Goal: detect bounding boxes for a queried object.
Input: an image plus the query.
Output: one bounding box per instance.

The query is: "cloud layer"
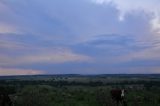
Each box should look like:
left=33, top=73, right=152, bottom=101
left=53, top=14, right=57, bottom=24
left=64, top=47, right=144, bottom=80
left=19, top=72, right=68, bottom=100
left=0, top=0, right=160, bottom=75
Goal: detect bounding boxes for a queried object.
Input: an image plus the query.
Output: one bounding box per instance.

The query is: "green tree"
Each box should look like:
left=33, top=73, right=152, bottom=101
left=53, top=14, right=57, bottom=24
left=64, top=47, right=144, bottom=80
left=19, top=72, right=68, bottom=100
left=15, top=85, right=54, bottom=106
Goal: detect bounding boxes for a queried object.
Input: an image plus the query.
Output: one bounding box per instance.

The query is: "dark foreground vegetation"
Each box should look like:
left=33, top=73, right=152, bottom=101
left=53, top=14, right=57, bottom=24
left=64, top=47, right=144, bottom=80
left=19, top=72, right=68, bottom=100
left=0, top=74, right=160, bottom=106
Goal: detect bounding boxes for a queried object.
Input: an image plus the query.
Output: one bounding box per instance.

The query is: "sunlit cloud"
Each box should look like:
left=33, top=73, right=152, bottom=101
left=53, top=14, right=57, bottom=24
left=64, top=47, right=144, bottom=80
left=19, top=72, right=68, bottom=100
left=0, top=67, right=45, bottom=76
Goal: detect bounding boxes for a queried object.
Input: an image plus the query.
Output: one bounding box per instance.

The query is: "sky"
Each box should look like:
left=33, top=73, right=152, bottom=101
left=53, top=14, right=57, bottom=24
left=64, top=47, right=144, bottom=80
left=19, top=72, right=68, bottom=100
left=0, top=0, right=160, bottom=75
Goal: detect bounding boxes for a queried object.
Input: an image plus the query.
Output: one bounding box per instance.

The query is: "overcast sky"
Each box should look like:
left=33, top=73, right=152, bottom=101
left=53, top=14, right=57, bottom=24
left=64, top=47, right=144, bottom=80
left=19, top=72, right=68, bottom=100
left=0, top=0, right=160, bottom=75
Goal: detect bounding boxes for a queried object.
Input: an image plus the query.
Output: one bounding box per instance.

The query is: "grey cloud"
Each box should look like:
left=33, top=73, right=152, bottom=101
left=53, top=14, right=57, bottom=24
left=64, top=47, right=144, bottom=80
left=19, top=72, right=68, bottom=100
left=0, top=0, right=160, bottom=74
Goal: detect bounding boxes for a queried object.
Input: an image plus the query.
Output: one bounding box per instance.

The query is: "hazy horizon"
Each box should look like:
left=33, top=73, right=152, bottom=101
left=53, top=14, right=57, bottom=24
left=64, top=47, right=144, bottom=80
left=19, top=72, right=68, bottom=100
left=1, top=0, right=160, bottom=75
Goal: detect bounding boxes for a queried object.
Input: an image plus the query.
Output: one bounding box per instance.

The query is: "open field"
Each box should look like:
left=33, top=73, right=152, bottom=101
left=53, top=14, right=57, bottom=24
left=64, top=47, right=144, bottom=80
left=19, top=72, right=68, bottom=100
left=1, top=74, right=160, bottom=106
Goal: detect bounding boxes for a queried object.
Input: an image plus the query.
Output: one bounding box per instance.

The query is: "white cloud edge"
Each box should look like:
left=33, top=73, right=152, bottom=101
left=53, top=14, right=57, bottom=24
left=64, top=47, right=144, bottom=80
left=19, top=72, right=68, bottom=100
left=92, top=0, right=160, bottom=32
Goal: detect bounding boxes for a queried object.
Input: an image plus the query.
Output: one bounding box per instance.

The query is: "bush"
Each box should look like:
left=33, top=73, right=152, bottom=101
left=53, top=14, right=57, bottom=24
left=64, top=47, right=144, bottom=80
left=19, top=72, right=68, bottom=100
left=15, top=85, right=54, bottom=106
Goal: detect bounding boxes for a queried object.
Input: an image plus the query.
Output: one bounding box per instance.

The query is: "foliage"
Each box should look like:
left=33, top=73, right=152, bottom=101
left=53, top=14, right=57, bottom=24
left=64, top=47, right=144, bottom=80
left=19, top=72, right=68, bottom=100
left=15, top=85, right=53, bottom=106
left=1, top=75, right=160, bottom=106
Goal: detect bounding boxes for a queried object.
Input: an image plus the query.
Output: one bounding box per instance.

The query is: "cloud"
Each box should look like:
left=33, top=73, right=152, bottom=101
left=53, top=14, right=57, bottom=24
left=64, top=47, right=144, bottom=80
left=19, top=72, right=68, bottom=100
left=0, top=0, right=155, bottom=41
left=0, top=36, right=32, bottom=51
left=93, top=0, right=160, bottom=12
left=106, top=66, right=160, bottom=74
left=0, top=0, right=121, bottom=42
left=0, top=41, right=26, bottom=50
left=18, top=49, right=92, bottom=64
left=0, top=0, right=160, bottom=74
left=0, top=1, right=22, bottom=34
left=117, top=46, right=160, bottom=62
left=0, top=47, right=92, bottom=67
left=0, top=23, right=21, bottom=34
left=0, top=67, right=44, bottom=76
left=92, top=0, right=160, bottom=32
left=0, top=1, right=11, bottom=13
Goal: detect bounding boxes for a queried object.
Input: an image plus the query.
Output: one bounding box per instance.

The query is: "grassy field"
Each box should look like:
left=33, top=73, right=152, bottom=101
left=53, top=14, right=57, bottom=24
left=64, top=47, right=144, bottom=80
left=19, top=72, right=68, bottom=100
left=0, top=74, right=160, bottom=106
